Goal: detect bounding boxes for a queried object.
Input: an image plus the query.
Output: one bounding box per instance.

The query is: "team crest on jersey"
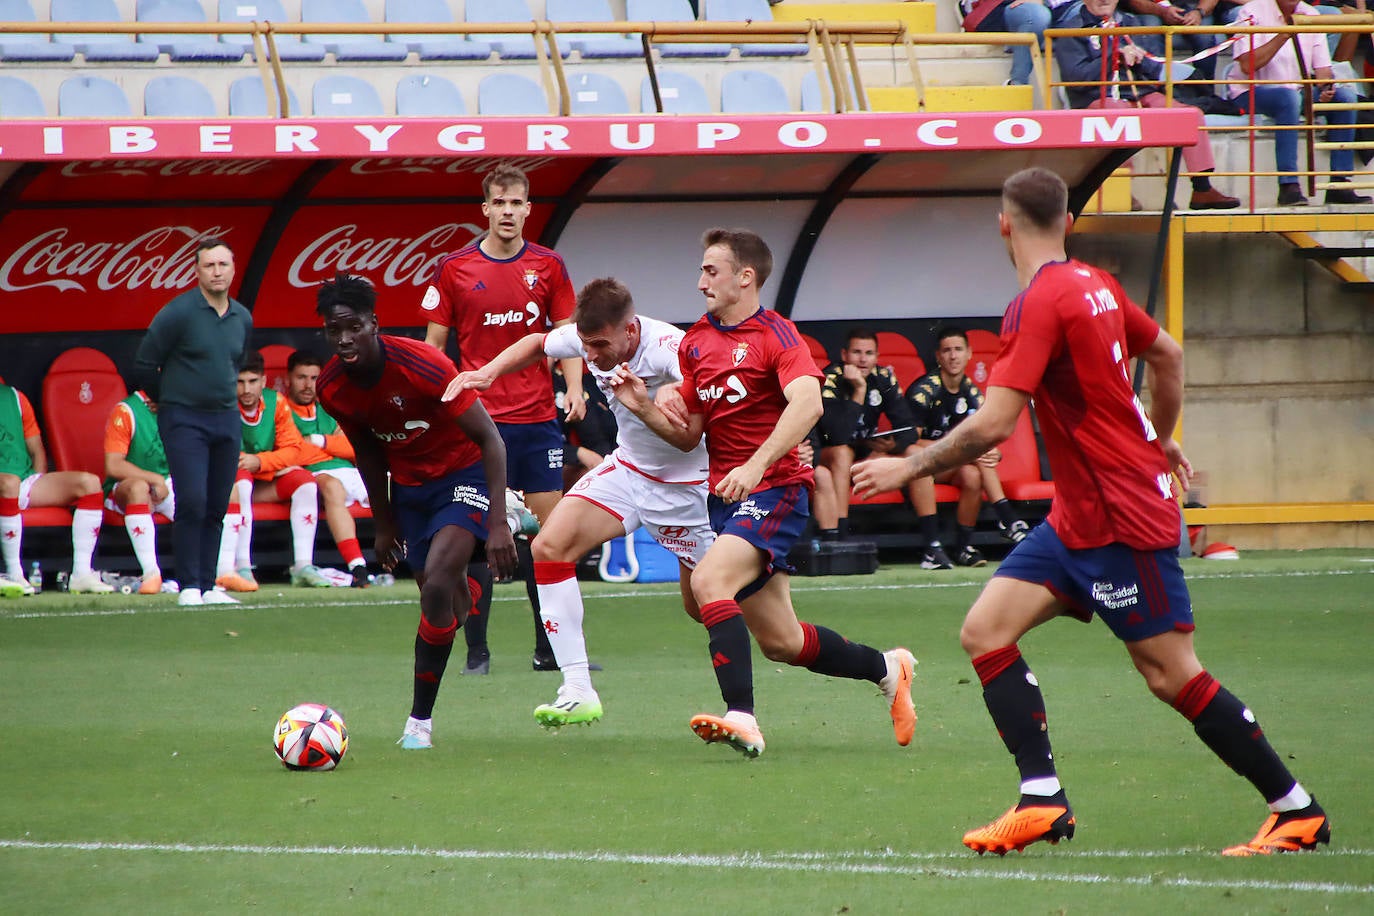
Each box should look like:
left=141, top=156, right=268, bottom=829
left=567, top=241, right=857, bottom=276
left=389, top=395, right=405, bottom=409
left=730, top=342, right=748, bottom=367
left=420, top=285, right=441, bottom=311
left=524, top=269, right=538, bottom=289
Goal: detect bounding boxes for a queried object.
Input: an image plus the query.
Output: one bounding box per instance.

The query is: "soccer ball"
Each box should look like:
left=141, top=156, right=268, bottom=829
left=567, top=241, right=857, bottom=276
left=273, top=703, right=348, bottom=771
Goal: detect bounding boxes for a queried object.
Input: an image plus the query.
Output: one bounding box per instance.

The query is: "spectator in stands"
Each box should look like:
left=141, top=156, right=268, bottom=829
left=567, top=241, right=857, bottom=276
left=1226, top=0, right=1373, bottom=205
left=0, top=381, right=113, bottom=596
left=816, top=328, right=919, bottom=544
left=229, top=350, right=333, bottom=589
left=133, top=238, right=251, bottom=607
left=283, top=350, right=372, bottom=588
left=1124, top=0, right=1222, bottom=81
left=960, top=0, right=1084, bottom=87
left=904, top=327, right=1031, bottom=569
left=1055, top=0, right=1243, bottom=209
left=422, top=161, right=579, bottom=673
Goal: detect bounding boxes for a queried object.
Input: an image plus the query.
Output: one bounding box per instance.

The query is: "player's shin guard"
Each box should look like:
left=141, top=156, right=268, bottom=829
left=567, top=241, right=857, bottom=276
left=792, top=622, right=888, bottom=681
left=462, top=561, right=493, bottom=654
left=1174, top=670, right=1300, bottom=804
left=974, top=646, right=1058, bottom=787
left=701, top=600, right=754, bottom=714
left=534, top=561, right=591, bottom=693
left=71, top=494, right=103, bottom=577
left=412, top=612, right=458, bottom=721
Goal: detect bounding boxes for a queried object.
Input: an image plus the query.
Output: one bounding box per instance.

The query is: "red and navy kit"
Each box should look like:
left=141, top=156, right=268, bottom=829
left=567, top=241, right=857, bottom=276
left=678, top=307, right=822, bottom=494
left=422, top=240, right=575, bottom=425
left=989, top=259, right=1179, bottom=551
left=316, top=335, right=481, bottom=488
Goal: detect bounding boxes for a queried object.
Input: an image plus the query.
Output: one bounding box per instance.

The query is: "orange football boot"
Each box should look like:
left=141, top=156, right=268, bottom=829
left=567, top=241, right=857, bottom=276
left=1222, top=805, right=1330, bottom=857
left=962, top=801, right=1076, bottom=855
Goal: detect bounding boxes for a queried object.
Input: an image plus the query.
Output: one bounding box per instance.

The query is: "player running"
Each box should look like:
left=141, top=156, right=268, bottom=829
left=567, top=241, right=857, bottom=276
left=445, top=277, right=714, bottom=729
left=616, top=228, right=916, bottom=757
left=854, top=167, right=1330, bottom=857
left=315, top=272, right=518, bottom=751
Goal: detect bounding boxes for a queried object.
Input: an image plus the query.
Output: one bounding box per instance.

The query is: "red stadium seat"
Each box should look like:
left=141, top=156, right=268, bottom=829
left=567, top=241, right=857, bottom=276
left=259, top=344, right=294, bottom=395
left=965, top=328, right=1001, bottom=389
left=799, top=332, right=830, bottom=372
left=40, top=347, right=127, bottom=477
left=874, top=331, right=926, bottom=390
left=998, top=407, right=1056, bottom=501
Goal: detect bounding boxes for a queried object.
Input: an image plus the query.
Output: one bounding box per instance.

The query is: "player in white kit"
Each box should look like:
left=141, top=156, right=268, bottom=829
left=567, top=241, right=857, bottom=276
left=445, top=277, right=714, bottom=727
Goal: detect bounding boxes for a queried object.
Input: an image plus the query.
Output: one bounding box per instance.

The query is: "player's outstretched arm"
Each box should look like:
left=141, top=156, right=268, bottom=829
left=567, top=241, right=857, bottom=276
left=455, top=400, right=518, bottom=581
left=441, top=332, right=546, bottom=402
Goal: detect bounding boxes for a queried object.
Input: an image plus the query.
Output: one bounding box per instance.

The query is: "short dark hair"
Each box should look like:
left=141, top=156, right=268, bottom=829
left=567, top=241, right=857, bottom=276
left=574, top=277, right=635, bottom=335
left=934, top=325, right=969, bottom=348
left=483, top=161, right=530, bottom=200
left=239, top=349, right=264, bottom=375
left=287, top=349, right=325, bottom=373
left=844, top=327, right=878, bottom=349
left=315, top=271, right=377, bottom=318
left=196, top=237, right=232, bottom=258
left=1003, top=167, right=1068, bottom=231
left=702, top=227, right=773, bottom=290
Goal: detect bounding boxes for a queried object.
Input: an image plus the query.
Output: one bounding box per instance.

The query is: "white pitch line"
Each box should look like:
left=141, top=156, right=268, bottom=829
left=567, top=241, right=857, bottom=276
left=1, top=566, right=1368, bottom=622
left=0, top=839, right=1369, bottom=895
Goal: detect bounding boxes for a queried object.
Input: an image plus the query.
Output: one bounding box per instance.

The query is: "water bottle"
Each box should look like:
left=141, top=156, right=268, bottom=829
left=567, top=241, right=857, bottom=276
left=374, top=573, right=396, bottom=587
left=28, top=561, right=42, bottom=594
left=55, top=571, right=68, bottom=592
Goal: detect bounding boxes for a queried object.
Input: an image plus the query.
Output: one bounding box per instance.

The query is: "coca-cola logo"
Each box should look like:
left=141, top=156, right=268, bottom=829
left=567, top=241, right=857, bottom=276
left=59, top=159, right=275, bottom=178
left=286, top=222, right=481, bottom=288
left=346, top=155, right=555, bottom=176
left=0, top=225, right=232, bottom=293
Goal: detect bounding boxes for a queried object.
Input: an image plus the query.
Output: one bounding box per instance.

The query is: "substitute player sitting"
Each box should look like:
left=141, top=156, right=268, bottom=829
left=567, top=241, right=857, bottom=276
left=316, top=272, right=517, bottom=751
left=446, top=277, right=714, bottom=728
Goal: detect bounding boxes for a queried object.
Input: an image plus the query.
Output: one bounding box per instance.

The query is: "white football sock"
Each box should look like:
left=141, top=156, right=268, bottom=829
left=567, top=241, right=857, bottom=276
left=536, top=574, right=592, bottom=694
left=124, top=510, right=160, bottom=577
left=217, top=513, right=241, bottom=576
left=290, top=483, right=319, bottom=569
left=0, top=512, right=21, bottom=579
left=71, top=508, right=102, bottom=577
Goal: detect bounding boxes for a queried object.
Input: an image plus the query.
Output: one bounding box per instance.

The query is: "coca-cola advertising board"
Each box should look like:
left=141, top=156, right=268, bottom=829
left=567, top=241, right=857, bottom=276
left=305, top=155, right=590, bottom=200
left=0, top=209, right=271, bottom=333
left=18, top=158, right=307, bottom=203
left=248, top=204, right=554, bottom=328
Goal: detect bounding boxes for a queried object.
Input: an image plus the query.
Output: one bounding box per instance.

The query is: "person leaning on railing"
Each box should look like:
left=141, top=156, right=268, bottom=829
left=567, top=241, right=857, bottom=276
left=1124, top=0, right=1223, bottom=78
left=1224, top=0, right=1373, bottom=204
left=961, top=0, right=1086, bottom=86
left=1054, top=0, right=1242, bottom=207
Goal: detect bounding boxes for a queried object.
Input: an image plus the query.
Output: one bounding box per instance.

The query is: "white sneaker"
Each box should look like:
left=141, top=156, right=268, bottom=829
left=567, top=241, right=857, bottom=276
left=534, top=685, right=604, bottom=728
left=505, top=488, right=540, bottom=537
left=201, top=587, right=240, bottom=605
left=397, top=716, right=432, bottom=749
left=880, top=648, right=918, bottom=747
left=178, top=587, right=204, bottom=606
left=0, top=575, right=35, bottom=598
left=68, top=571, right=115, bottom=594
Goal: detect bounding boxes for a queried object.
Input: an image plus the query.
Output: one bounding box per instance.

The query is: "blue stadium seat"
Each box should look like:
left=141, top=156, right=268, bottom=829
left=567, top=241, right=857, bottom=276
left=626, top=0, right=730, bottom=57
left=52, top=0, right=161, bottom=61
left=547, top=0, right=642, bottom=58
left=0, top=0, right=77, bottom=62
left=466, top=0, right=568, bottom=59
left=144, top=74, right=217, bottom=116
left=313, top=74, right=386, bottom=117
left=302, top=0, right=409, bottom=61
left=478, top=72, right=549, bottom=115
left=59, top=75, right=133, bottom=117
left=641, top=70, right=711, bottom=113
left=568, top=72, right=631, bottom=114
left=720, top=69, right=791, bottom=113
left=396, top=73, right=466, bottom=116
left=216, top=0, right=327, bottom=61
left=136, top=0, right=245, bottom=61
left=228, top=75, right=302, bottom=117
left=0, top=75, right=47, bottom=117
left=703, top=0, right=808, bottom=57
left=384, top=0, right=492, bottom=60
left=800, top=69, right=857, bottom=112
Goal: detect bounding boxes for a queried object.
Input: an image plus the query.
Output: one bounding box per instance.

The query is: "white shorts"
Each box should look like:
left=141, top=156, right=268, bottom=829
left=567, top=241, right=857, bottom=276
left=105, top=477, right=177, bottom=520
left=16, top=474, right=41, bottom=510
left=567, top=454, right=714, bottom=568
left=315, top=466, right=370, bottom=508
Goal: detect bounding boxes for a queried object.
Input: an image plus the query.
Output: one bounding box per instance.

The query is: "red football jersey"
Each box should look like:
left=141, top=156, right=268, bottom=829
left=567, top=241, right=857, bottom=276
left=421, top=240, right=575, bottom=425
left=679, top=308, right=821, bottom=493
left=988, top=259, right=1179, bottom=550
left=317, top=335, right=482, bottom=487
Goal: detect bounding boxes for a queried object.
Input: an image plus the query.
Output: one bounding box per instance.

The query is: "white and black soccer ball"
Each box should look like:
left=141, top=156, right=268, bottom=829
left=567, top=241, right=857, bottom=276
left=273, top=703, right=348, bottom=771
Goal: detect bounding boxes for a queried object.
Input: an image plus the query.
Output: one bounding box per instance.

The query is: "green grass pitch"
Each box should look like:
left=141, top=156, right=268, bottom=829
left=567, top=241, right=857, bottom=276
left=1, top=551, right=1371, bottom=913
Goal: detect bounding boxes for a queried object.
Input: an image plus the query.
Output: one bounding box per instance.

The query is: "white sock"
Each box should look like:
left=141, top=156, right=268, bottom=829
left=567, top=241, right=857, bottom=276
left=217, top=513, right=241, bottom=576
left=234, top=480, right=254, bottom=569
left=125, top=510, right=160, bottom=577
left=290, top=483, right=319, bottom=569
left=536, top=574, right=592, bottom=694
left=1020, top=776, right=1063, bottom=798
left=1269, top=782, right=1312, bottom=813
left=0, top=512, right=21, bottom=580
left=71, top=508, right=102, bottom=577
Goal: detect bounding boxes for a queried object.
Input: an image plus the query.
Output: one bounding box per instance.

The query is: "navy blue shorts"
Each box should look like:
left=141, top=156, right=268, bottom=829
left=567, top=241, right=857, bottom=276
left=391, top=464, right=489, bottom=575
left=995, top=522, right=1195, bottom=642
left=708, top=484, right=808, bottom=599
left=498, top=420, right=564, bottom=494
